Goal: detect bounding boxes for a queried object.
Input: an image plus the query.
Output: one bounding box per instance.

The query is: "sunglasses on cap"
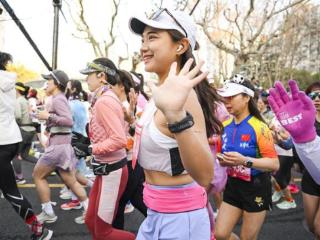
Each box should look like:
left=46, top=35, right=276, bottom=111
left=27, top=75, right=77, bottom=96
left=308, top=92, right=320, bottom=100
left=148, top=8, right=188, bottom=37
left=85, top=62, right=116, bottom=76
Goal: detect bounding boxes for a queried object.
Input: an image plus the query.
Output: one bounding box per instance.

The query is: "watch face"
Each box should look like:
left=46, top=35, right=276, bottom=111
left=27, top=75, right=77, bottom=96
left=246, top=160, right=253, bottom=168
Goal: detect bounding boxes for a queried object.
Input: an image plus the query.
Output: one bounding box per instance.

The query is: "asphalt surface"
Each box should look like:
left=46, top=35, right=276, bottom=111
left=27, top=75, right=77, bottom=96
left=0, top=160, right=314, bottom=240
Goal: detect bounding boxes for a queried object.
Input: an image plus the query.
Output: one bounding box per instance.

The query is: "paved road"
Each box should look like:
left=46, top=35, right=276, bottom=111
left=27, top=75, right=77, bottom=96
left=0, top=161, right=314, bottom=240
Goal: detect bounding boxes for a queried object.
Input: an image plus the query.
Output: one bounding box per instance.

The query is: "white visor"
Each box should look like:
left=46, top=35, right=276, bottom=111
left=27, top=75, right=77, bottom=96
left=218, top=82, right=255, bottom=98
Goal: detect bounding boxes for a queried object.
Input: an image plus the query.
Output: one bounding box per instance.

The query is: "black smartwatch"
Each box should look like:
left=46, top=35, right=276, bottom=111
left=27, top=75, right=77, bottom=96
left=168, top=111, right=194, bottom=133
left=244, top=158, right=253, bottom=168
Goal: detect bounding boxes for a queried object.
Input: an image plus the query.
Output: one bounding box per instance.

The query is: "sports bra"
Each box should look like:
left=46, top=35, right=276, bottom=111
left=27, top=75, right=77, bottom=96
left=138, top=101, right=186, bottom=176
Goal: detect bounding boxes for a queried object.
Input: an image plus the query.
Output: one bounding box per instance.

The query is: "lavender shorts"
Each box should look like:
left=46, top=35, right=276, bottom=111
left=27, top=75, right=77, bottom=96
left=137, top=207, right=210, bottom=240
left=37, top=144, right=77, bottom=171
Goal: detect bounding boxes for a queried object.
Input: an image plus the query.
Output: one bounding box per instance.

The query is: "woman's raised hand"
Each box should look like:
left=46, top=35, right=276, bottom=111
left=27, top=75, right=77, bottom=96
left=268, top=80, right=316, bottom=143
left=150, top=59, right=208, bottom=123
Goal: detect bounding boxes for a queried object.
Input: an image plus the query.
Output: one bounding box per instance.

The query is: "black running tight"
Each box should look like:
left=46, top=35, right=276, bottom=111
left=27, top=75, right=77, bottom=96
left=0, top=143, right=35, bottom=221
left=113, top=161, right=147, bottom=229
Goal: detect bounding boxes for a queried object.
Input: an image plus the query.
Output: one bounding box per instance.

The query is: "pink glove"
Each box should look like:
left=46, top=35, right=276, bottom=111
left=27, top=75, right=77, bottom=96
left=268, top=80, right=316, bottom=143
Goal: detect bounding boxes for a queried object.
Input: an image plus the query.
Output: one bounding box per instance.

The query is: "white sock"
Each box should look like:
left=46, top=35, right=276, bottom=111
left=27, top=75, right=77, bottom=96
left=71, top=192, right=78, bottom=201
left=86, top=179, right=94, bottom=188
left=42, top=202, right=54, bottom=215
left=81, top=199, right=89, bottom=211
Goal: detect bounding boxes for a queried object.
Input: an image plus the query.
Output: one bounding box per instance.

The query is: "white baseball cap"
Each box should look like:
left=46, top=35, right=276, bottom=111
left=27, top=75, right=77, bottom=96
left=129, top=9, right=198, bottom=50
left=218, top=74, right=255, bottom=98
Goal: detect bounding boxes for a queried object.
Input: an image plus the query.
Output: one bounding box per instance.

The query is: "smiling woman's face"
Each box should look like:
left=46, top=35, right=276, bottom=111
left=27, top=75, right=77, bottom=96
left=140, top=26, right=179, bottom=74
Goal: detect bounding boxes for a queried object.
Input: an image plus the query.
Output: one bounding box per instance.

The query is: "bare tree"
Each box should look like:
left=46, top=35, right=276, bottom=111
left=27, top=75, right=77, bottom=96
left=198, top=0, right=309, bottom=75
left=253, top=3, right=316, bottom=87
left=69, top=0, right=121, bottom=57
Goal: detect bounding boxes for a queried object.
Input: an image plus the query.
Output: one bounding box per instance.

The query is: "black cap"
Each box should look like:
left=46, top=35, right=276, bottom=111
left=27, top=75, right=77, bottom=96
left=42, top=70, right=69, bottom=88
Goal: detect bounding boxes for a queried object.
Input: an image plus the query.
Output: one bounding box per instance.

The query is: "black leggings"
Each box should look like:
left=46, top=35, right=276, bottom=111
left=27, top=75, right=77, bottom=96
left=113, top=161, right=147, bottom=229
left=12, top=129, right=38, bottom=176
left=0, top=143, right=35, bottom=221
left=274, top=155, right=294, bottom=189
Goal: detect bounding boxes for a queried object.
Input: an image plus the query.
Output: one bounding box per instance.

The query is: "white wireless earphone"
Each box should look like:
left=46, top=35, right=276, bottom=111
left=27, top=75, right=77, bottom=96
left=177, top=45, right=183, bottom=52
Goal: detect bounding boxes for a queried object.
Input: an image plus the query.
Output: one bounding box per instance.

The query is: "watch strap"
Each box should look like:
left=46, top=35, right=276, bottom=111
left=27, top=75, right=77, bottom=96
left=168, top=111, right=194, bottom=133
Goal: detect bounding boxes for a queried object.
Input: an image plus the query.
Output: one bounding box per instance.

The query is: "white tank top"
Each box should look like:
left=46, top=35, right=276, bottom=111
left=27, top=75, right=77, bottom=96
left=138, top=101, right=187, bottom=176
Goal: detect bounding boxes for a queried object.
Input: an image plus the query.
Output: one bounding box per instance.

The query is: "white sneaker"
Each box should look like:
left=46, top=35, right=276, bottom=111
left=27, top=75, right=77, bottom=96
left=124, top=202, right=135, bottom=214
left=37, top=211, right=58, bottom=224
left=276, top=200, right=297, bottom=210
left=75, top=211, right=86, bottom=224
left=59, top=190, right=72, bottom=200
left=59, top=186, right=68, bottom=195
left=272, top=191, right=282, bottom=203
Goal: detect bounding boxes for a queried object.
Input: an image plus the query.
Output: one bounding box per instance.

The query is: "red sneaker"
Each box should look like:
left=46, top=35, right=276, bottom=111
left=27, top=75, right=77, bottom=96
left=61, top=200, right=82, bottom=210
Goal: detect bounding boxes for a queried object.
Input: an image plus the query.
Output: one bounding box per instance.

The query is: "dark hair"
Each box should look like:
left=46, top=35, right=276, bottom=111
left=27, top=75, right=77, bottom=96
left=0, top=52, right=12, bottom=70
left=130, top=71, right=149, bottom=101
left=168, top=30, right=223, bottom=136
left=15, top=82, right=29, bottom=98
left=93, top=58, right=121, bottom=86
left=66, top=79, right=88, bottom=101
left=117, top=70, right=136, bottom=102
left=52, top=79, right=66, bottom=93
left=305, top=81, right=320, bottom=95
left=240, top=80, right=266, bottom=123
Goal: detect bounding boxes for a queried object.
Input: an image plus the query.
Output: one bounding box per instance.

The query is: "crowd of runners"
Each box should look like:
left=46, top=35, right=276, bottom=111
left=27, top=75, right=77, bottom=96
left=0, top=8, right=319, bottom=240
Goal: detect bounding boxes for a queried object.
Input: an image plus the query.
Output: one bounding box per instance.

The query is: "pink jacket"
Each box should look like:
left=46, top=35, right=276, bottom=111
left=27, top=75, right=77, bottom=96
left=90, top=90, right=127, bottom=163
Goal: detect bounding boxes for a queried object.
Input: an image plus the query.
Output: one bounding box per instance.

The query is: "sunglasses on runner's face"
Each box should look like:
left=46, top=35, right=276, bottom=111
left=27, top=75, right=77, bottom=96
left=308, top=92, right=320, bottom=100
left=148, top=8, right=188, bottom=37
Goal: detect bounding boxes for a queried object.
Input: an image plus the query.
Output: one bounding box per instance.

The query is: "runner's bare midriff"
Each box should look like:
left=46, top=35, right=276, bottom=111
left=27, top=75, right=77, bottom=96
left=144, top=169, right=193, bottom=186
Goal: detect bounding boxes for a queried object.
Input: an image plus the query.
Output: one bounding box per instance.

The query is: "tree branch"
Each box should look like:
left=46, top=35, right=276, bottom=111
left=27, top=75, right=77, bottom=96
left=242, top=0, right=255, bottom=27
left=249, top=0, right=307, bottom=44
left=75, top=0, right=103, bottom=56
left=104, top=0, right=121, bottom=57
left=199, top=22, right=239, bottom=56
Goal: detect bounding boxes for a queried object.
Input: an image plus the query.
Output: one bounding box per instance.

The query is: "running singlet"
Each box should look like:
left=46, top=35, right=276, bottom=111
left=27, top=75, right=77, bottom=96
left=222, top=115, right=277, bottom=181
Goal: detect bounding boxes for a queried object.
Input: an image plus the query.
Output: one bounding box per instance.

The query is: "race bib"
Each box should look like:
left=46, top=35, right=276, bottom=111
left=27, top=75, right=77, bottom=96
left=227, top=165, right=251, bottom=182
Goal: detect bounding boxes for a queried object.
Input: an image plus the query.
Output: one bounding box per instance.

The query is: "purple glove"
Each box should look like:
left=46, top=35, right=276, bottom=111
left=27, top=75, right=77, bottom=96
left=267, top=80, right=316, bottom=143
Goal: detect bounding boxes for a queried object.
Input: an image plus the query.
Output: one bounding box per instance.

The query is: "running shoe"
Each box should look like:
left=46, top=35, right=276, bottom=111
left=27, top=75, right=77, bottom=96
left=75, top=211, right=86, bottom=224
left=288, top=183, right=300, bottom=194
left=61, top=200, right=82, bottom=210
left=276, top=200, right=297, bottom=210
left=59, top=190, right=72, bottom=200
left=31, top=228, right=53, bottom=240
left=16, top=177, right=27, bottom=185
left=124, top=202, right=135, bottom=214
left=37, top=211, right=58, bottom=224
left=59, top=186, right=68, bottom=194
left=272, top=191, right=282, bottom=203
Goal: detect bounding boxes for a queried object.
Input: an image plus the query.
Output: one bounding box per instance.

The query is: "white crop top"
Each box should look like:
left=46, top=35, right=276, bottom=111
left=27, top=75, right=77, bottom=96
left=137, top=101, right=187, bottom=176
